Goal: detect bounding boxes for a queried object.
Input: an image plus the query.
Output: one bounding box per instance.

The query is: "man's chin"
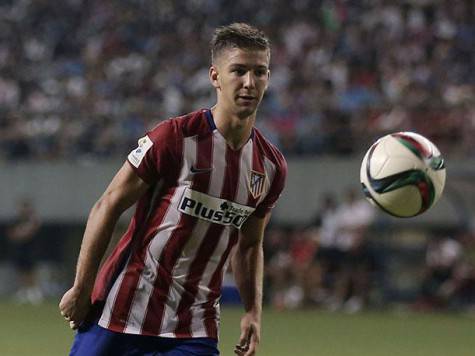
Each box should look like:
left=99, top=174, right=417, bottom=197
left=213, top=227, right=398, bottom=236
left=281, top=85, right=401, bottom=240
left=235, top=104, right=258, bottom=119
left=236, top=109, right=256, bottom=119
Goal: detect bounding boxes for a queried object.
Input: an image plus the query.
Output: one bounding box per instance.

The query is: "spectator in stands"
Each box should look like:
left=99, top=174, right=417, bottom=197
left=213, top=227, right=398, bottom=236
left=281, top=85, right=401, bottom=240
left=311, top=193, right=342, bottom=305
left=287, top=227, right=318, bottom=308
left=265, top=225, right=319, bottom=310
left=1, top=0, right=474, bottom=160
left=263, top=226, right=293, bottom=309
left=329, top=188, right=376, bottom=313
left=445, top=260, right=475, bottom=311
left=415, top=232, right=475, bottom=311
left=6, top=198, right=43, bottom=304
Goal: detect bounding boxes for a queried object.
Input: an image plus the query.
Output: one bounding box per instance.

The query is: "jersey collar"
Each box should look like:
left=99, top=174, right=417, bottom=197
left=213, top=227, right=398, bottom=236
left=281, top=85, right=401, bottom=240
left=205, top=109, right=255, bottom=140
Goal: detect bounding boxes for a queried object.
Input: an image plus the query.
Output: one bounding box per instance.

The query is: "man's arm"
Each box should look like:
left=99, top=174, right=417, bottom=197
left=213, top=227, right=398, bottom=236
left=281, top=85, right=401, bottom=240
left=232, top=212, right=271, bottom=356
left=59, top=162, right=149, bottom=329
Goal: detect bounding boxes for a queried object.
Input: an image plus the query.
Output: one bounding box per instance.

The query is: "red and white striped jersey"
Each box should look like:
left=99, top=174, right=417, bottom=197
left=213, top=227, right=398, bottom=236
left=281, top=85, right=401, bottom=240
left=91, top=109, right=287, bottom=339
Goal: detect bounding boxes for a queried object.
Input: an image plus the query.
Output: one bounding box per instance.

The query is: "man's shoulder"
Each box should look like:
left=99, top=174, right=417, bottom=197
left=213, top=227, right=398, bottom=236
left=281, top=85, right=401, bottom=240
left=253, top=127, right=287, bottom=170
left=149, top=109, right=211, bottom=138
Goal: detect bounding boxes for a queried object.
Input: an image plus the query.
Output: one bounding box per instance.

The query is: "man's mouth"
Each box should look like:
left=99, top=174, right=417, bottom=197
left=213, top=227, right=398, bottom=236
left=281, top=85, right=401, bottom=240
left=237, top=95, right=256, bottom=101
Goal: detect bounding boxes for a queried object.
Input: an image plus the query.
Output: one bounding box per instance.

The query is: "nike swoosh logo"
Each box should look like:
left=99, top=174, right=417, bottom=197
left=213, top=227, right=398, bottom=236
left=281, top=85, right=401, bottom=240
left=190, top=166, right=213, bottom=174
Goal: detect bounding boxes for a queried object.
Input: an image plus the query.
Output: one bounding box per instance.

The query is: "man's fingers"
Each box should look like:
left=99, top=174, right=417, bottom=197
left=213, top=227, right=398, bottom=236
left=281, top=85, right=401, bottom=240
left=246, top=326, right=254, bottom=343
left=238, top=330, right=247, bottom=345
left=243, top=331, right=258, bottom=356
left=60, top=309, right=82, bottom=328
left=60, top=310, right=70, bottom=320
left=235, top=343, right=249, bottom=351
left=239, top=326, right=254, bottom=345
left=234, top=344, right=249, bottom=355
left=234, top=345, right=256, bottom=356
left=242, top=326, right=254, bottom=347
left=244, top=340, right=257, bottom=356
left=235, top=326, right=255, bottom=355
left=235, top=332, right=250, bottom=355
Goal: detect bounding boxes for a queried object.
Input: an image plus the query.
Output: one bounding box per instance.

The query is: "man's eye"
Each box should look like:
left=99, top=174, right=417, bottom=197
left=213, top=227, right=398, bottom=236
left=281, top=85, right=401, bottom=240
left=233, top=68, right=246, bottom=76
left=255, top=70, right=267, bottom=77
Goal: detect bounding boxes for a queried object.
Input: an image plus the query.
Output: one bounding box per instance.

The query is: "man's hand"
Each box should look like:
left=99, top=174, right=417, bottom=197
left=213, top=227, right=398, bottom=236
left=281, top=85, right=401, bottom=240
left=59, top=286, right=91, bottom=330
left=234, top=312, right=261, bottom=356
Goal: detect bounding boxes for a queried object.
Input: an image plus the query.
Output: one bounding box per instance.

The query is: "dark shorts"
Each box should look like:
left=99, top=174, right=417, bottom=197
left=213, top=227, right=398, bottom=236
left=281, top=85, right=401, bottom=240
left=342, top=244, right=377, bottom=271
left=9, top=240, right=35, bottom=271
left=315, top=247, right=345, bottom=271
left=70, top=323, right=220, bottom=356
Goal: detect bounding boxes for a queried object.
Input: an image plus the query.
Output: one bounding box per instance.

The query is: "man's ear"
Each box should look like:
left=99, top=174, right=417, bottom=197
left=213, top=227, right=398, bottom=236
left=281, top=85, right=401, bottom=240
left=265, top=69, right=271, bottom=90
left=209, top=65, right=220, bottom=89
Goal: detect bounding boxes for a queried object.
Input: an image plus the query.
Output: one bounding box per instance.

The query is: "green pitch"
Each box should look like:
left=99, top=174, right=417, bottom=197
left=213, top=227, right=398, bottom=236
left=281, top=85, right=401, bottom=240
left=0, top=302, right=473, bottom=356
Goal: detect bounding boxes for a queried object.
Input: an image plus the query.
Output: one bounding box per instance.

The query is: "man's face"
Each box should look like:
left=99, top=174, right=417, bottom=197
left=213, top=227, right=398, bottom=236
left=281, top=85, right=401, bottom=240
left=210, top=47, right=270, bottom=119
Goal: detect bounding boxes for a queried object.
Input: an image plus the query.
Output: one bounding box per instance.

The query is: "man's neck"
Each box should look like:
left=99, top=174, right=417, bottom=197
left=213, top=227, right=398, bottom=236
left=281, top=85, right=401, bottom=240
left=211, top=106, right=255, bottom=150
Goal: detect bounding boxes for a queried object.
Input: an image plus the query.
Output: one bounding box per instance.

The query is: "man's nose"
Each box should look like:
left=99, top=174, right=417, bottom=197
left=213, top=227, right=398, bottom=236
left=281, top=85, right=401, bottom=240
left=243, top=71, right=255, bottom=89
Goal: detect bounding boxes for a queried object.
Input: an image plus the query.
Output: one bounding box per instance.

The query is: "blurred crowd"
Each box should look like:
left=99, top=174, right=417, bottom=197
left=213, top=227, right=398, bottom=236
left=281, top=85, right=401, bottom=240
left=2, top=192, right=475, bottom=313
left=1, top=0, right=475, bottom=161
left=262, top=189, right=475, bottom=313
left=264, top=188, right=379, bottom=313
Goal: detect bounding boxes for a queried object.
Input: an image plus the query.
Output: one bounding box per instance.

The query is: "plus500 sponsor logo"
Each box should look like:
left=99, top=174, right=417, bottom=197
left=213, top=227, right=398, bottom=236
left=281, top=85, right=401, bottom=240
left=178, top=188, right=254, bottom=228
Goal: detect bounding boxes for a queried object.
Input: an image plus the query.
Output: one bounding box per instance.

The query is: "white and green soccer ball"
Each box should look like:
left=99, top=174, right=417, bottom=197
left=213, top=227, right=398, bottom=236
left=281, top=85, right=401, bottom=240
left=360, top=132, right=446, bottom=218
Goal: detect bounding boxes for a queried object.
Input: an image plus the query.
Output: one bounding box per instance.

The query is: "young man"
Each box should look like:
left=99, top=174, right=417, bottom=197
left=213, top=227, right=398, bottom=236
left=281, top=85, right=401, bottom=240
left=59, top=23, right=287, bottom=356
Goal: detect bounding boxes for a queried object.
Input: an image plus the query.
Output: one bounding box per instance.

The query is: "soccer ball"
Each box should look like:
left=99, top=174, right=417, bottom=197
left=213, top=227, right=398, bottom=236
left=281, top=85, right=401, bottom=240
left=360, top=132, right=446, bottom=218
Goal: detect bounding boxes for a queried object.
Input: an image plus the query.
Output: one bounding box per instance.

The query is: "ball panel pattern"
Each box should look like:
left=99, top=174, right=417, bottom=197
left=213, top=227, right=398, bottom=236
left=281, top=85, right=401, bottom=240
left=360, top=132, right=446, bottom=218
left=365, top=143, right=435, bottom=216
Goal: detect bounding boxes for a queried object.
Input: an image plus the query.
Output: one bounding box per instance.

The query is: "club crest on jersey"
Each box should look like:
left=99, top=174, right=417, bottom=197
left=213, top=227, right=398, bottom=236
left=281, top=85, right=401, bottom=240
left=249, top=171, right=266, bottom=199
left=178, top=188, right=255, bottom=229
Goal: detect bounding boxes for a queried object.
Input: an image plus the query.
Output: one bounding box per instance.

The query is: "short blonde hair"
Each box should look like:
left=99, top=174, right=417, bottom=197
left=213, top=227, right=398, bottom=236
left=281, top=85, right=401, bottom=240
left=210, top=23, right=270, bottom=64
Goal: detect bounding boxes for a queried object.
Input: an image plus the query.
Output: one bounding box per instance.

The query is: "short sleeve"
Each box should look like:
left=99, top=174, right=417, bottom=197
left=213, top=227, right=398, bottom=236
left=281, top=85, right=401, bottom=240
left=253, top=158, right=288, bottom=218
left=127, top=119, right=179, bottom=185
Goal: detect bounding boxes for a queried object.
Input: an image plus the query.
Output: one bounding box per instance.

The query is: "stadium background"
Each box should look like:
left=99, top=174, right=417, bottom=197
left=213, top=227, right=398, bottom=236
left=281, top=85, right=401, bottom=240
left=1, top=0, right=474, bottom=355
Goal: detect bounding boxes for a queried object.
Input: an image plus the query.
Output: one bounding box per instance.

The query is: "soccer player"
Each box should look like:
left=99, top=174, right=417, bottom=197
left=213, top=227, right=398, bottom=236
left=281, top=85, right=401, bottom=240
left=59, top=22, right=287, bottom=356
